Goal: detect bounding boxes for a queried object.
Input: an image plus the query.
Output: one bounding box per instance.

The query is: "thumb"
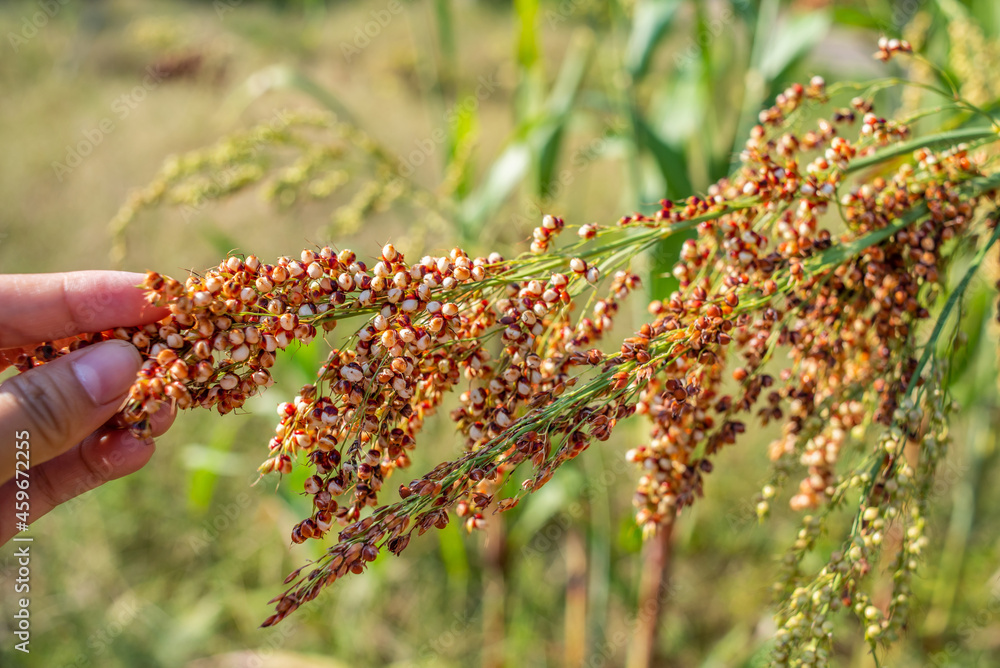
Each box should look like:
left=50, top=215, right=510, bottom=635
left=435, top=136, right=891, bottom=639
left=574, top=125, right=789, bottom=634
left=0, top=340, right=142, bottom=482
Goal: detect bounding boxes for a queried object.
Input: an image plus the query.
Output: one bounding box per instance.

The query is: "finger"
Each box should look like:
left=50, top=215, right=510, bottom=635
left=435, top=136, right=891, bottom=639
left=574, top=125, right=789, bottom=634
left=0, top=340, right=142, bottom=484
left=0, top=271, right=168, bottom=349
left=0, top=429, right=155, bottom=543
left=147, top=403, right=177, bottom=437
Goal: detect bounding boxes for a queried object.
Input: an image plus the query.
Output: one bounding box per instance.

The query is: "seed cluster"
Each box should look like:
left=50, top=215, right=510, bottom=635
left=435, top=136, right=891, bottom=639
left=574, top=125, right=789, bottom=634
left=769, top=381, right=948, bottom=667
left=16, top=52, right=1000, bottom=663
left=252, top=100, right=995, bottom=637
left=611, top=82, right=989, bottom=542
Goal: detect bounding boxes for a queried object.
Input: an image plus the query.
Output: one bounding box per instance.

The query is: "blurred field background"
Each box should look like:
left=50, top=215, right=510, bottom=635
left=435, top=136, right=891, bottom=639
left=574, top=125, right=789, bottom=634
left=1, top=0, right=1000, bottom=666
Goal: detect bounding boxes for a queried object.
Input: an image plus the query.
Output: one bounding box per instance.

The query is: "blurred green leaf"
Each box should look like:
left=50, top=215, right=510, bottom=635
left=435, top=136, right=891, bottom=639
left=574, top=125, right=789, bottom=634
left=730, top=1, right=829, bottom=172
left=935, top=0, right=970, bottom=23
left=758, top=10, right=831, bottom=83
left=437, top=521, right=471, bottom=600
left=182, top=445, right=244, bottom=477
left=633, top=114, right=692, bottom=300
left=945, top=279, right=991, bottom=395
left=433, top=0, right=457, bottom=91
left=287, top=338, right=323, bottom=382
left=514, top=0, right=541, bottom=70
left=183, top=419, right=243, bottom=511
left=633, top=115, right=691, bottom=200
left=536, top=124, right=566, bottom=198
left=649, top=236, right=686, bottom=301
left=625, top=0, right=683, bottom=81
left=970, top=0, right=1000, bottom=35
left=617, top=518, right=643, bottom=554
left=831, top=6, right=889, bottom=31
left=198, top=227, right=244, bottom=260
left=507, top=471, right=580, bottom=548
left=461, top=32, right=592, bottom=228
left=446, top=101, right=478, bottom=199
left=535, top=31, right=594, bottom=197
left=459, top=143, right=532, bottom=229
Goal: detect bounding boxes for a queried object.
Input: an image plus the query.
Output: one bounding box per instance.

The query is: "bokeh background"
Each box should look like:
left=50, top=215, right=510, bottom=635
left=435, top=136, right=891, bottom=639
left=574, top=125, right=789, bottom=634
left=1, top=0, right=1000, bottom=666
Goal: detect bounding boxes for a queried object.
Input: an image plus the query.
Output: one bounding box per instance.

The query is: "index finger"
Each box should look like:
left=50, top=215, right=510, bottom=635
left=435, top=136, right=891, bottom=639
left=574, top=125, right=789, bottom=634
left=0, top=271, right=169, bottom=349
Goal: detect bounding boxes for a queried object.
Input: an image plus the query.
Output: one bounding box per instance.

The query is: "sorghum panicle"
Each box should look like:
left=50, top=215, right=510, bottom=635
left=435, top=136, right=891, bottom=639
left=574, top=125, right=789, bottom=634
left=16, top=43, right=1000, bottom=664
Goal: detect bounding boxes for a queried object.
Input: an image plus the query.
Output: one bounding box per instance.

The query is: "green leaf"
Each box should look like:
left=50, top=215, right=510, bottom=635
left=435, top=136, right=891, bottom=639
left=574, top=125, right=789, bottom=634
left=514, top=0, right=541, bottom=70
left=537, top=125, right=566, bottom=198
left=632, top=115, right=693, bottom=301
left=934, top=0, right=971, bottom=23
left=183, top=421, right=242, bottom=511
left=446, top=100, right=479, bottom=199
left=459, top=142, right=533, bottom=229
left=905, top=215, right=1000, bottom=396
left=625, top=0, right=683, bottom=81
left=730, top=2, right=829, bottom=172
left=535, top=31, right=594, bottom=197
left=970, top=0, right=1000, bottom=35
left=617, top=518, right=643, bottom=554
left=649, top=235, right=687, bottom=301
left=945, top=281, right=991, bottom=388
left=460, top=32, right=593, bottom=227
left=198, top=228, right=243, bottom=260
left=436, top=520, right=470, bottom=595
left=649, top=75, right=704, bottom=146
left=831, top=6, right=890, bottom=31
left=758, top=10, right=831, bottom=83
left=633, top=114, right=692, bottom=199
left=286, top=338, right=323, bottom=381
left=433, top=0, right=457, bottom=88
left=507, top=471, right=581, bottom=549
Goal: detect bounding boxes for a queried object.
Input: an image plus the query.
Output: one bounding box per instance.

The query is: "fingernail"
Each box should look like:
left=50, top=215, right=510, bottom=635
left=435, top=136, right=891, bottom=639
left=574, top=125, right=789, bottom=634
left=72, top=340, right=142, bottom=406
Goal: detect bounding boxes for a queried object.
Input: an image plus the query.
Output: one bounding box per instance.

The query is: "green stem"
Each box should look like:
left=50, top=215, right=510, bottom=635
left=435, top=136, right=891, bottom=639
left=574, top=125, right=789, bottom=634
left=845, top=127, right=999, bottom=174
left=904, top=215, right=1000, bottom=397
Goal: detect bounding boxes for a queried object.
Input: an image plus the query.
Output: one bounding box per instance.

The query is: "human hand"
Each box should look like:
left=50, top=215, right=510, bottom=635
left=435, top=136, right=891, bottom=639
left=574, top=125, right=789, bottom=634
left=0, top=271, right=175, bottom=544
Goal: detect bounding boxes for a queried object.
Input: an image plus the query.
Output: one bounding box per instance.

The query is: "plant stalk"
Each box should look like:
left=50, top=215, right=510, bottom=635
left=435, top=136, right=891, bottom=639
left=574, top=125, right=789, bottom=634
left=627, top=522, right=675, bottom=668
